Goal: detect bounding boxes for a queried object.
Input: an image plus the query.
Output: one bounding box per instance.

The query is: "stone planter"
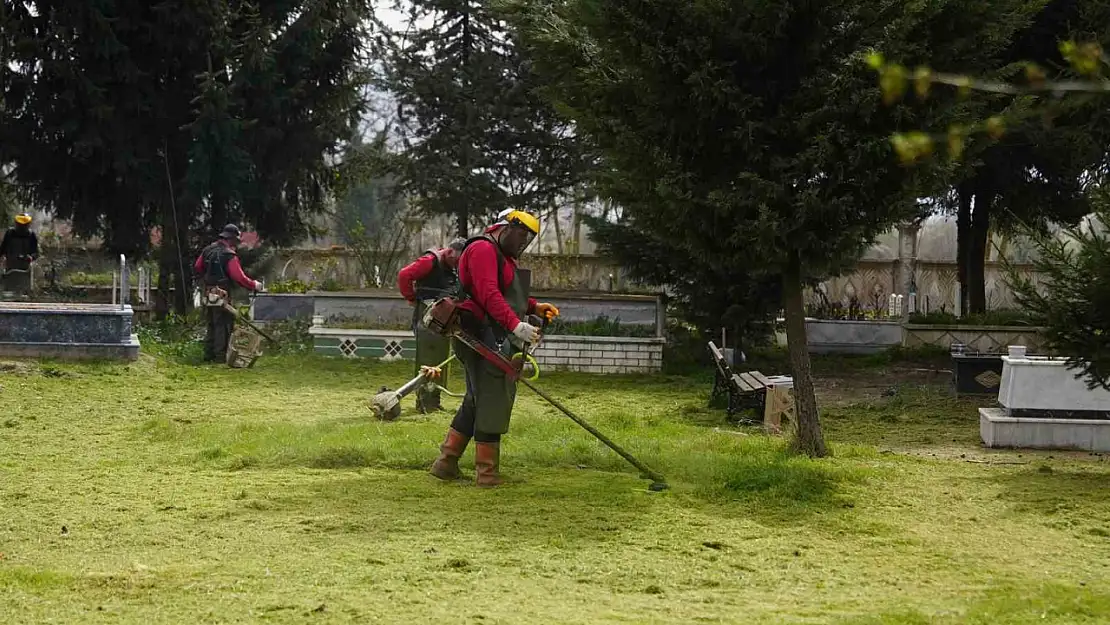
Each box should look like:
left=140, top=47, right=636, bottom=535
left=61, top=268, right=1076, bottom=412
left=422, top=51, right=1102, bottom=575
left=979, top=345, right=1110, bottom=452
left=254, top=290, right=664, bottom=335
left=803, top=319, right=902, bottom=354
left=250, top=293, right=315, bottom=322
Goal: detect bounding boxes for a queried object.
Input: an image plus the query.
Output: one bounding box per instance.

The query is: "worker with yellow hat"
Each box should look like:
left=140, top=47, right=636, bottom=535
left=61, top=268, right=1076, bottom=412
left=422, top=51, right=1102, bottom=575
left=428, top=208, right=560, bottom=487
left=0, top=213, right=38, bottom=296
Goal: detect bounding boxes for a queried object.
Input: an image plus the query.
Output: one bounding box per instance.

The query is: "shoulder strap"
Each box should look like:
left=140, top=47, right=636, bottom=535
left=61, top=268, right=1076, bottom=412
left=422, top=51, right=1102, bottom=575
left=423, top=249, right=439, bottom=272
left=462, top=235, right=506, bottom=295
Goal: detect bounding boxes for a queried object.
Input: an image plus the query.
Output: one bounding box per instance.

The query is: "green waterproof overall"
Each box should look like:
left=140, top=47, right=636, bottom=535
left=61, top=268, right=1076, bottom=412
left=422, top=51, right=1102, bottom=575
left=199, top=242, right=237, bottom=363
left=453, top=258, right=530, bottom=439
left=412, top=252, right=457, bottom=412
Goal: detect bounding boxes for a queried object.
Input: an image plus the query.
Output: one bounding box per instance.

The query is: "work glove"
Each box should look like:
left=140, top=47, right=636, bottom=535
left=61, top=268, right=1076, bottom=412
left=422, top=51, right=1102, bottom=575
left=512, top=320, right=541, bottom=345
left=253, top=280, right=266, bottom=293
left=535, top=303, right=560, bottom=322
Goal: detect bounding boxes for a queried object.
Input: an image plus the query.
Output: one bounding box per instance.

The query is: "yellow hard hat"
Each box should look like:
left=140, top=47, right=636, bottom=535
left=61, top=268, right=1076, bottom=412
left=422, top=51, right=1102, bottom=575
left=14, top=213, right=31, bottom=225
left=495, top=209, right=539, bottom=235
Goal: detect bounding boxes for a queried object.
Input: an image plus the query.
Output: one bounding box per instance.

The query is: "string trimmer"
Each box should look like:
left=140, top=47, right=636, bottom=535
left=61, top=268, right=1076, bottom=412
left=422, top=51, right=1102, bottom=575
left=222, top=302, right=279, bottom=345
left=369, top=346, right=542, bottom=421
left=369, top=355, right=458, bottom=421
left=423, top=300, right=668, bottom=492
left=202, top=285, right=280, bottom=346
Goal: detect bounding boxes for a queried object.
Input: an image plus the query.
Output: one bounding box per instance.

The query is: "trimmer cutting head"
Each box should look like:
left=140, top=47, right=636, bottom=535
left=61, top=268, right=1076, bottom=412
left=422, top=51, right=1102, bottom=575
left=369, top=387, right=402, bottom=421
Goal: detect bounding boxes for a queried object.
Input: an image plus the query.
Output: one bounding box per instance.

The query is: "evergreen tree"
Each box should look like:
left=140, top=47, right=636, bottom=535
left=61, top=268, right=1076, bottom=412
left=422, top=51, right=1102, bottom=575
left=585, top=215, right=782, bottom=349
left=1009, top=204, right=1110, bottom=390
left=945, top=0, right=1110, bottom=314
left=378, top=0, right=587, bottom=236
left=510, top=0, right=1039, bottom=456
left=0, top=1, right=371, bottom=313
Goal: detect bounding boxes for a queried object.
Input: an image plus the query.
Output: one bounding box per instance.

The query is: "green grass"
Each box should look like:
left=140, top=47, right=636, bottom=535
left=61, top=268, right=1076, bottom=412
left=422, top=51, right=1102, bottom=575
left=1, top=352, right=1109, bottom=624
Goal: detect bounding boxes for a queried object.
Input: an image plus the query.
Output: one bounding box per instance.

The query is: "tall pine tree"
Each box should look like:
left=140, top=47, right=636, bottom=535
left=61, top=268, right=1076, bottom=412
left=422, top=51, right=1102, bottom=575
left=378, top=0, right=587, bottom=236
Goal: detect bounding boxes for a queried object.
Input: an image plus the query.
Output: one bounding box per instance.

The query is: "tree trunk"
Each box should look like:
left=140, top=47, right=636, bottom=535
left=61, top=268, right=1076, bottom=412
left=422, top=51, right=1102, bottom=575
left=782, top=252, right=828, bottom=458
left=457, top=8, right=473, bottom=239
left=552, top=206, right=564, bottom=254
left=571, top=190, right=583, bottom=254
left=158, top=140, right=192, bottom=317
left=967, top=190, right=992, bottom=315
left=956, top=183, right=971, bottom=316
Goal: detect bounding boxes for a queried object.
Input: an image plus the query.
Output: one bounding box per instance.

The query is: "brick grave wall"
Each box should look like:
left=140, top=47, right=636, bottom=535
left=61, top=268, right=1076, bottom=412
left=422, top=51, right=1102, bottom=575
left=308, top=327, right=664, bottom=374
left=533, top=335, right=663, bottom=374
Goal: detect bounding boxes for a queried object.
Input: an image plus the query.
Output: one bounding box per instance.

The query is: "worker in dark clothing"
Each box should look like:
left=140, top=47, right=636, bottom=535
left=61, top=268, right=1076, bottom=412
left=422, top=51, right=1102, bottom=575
left=193, top=224, right=264, bottom=363
left=0, top=213, right=38, bottom=297
left=429, top=209, right=560, bottom=487
left=397, top=238, right=466, bottom=413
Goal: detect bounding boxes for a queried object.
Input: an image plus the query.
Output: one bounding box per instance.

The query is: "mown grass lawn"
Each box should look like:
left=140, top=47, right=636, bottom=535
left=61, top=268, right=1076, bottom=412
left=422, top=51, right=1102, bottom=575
left=1, top=349, right=1109, bottom=624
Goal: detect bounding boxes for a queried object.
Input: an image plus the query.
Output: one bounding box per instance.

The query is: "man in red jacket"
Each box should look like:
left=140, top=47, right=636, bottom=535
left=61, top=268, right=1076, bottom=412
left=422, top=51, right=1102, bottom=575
left=194, top=224, right=265, bottom=363
left=397, top=238, right=466, bottom=412
left=429, top=209, right=559, bottom=487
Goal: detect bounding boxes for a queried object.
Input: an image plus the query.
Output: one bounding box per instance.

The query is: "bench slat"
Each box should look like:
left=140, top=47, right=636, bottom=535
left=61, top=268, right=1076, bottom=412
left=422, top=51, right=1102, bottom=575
left=731, top=373, right=755, bottom=392
left=737, top=372, right=768, bottom=391
left=747, top=370, right=774, bottom=388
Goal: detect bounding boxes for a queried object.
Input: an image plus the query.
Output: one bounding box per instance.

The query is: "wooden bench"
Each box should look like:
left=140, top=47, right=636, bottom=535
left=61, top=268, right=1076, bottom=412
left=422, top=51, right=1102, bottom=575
left=707, top=341, right=794, bottom=431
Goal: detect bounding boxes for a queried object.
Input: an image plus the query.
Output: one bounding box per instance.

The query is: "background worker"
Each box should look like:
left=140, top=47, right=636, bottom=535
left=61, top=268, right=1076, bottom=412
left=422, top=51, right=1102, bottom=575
left=397, top=238, right=466, bottom=412
left=429, top=209, right=559, bottom=487
left=194, top=224, right=264, bottom=363
left=0, top=212, right=38, bottom=296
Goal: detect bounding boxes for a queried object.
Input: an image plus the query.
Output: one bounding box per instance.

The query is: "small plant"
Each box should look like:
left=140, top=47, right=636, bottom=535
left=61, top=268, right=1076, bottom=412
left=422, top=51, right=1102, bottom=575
left=907, top=309, right=1036, bottom=327
left=267, top=279, right=310, bottom=294
left=318, top=277, right=346, bottom=292
left=544, top=315, right=655, bottom=338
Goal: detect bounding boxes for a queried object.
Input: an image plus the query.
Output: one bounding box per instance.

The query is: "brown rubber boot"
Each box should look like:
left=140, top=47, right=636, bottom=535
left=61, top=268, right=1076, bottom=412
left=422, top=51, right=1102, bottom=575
left=430, top=428, right=470, bottom=481
left=474, top=442, right=503, bottom=488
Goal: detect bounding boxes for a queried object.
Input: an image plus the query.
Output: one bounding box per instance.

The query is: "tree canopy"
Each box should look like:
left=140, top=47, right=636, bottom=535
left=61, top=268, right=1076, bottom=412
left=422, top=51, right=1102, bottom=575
left=872, top=0, right=1110, bottom=314
left=376, top=0, right=588, bottom=236
left=0, top=1, right=372, bottom=312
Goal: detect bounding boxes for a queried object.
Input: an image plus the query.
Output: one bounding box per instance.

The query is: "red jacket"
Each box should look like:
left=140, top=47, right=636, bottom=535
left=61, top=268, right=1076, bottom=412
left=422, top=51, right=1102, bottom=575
left=458, top=231, right=536, bottom=331
left=193, top=241, right=258, bottom=290
left=397, top=252, right=437, bottom=302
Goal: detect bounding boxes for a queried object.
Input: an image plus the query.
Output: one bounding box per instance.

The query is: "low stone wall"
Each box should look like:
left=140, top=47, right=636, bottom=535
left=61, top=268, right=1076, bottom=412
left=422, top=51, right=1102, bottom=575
left=255, top=290, right=664, bottom=335
left=534, top=335, right=664, bottom=374
left=804, top=319, right=902, bottom=354
left=310, top=328, right=415, bottom=361
left=903, top=324, right=1048, bottom=354
left=307, top=326, right=663, bottom=373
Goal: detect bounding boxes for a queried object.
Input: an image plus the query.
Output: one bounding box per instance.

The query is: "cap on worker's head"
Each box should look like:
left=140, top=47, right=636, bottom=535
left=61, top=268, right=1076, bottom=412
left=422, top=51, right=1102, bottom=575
left=219, top=224, right=242, bottom=240
left=14, top=213, right=31, bottom=226
left=494, top=209, right=540, bottom=235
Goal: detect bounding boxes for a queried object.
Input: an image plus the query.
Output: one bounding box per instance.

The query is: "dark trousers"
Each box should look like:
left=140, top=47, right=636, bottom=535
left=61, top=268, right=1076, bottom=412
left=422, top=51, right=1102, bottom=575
left=204, top=305, right=235, bottom=362
left=449, top=323, right=515, bottom=444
